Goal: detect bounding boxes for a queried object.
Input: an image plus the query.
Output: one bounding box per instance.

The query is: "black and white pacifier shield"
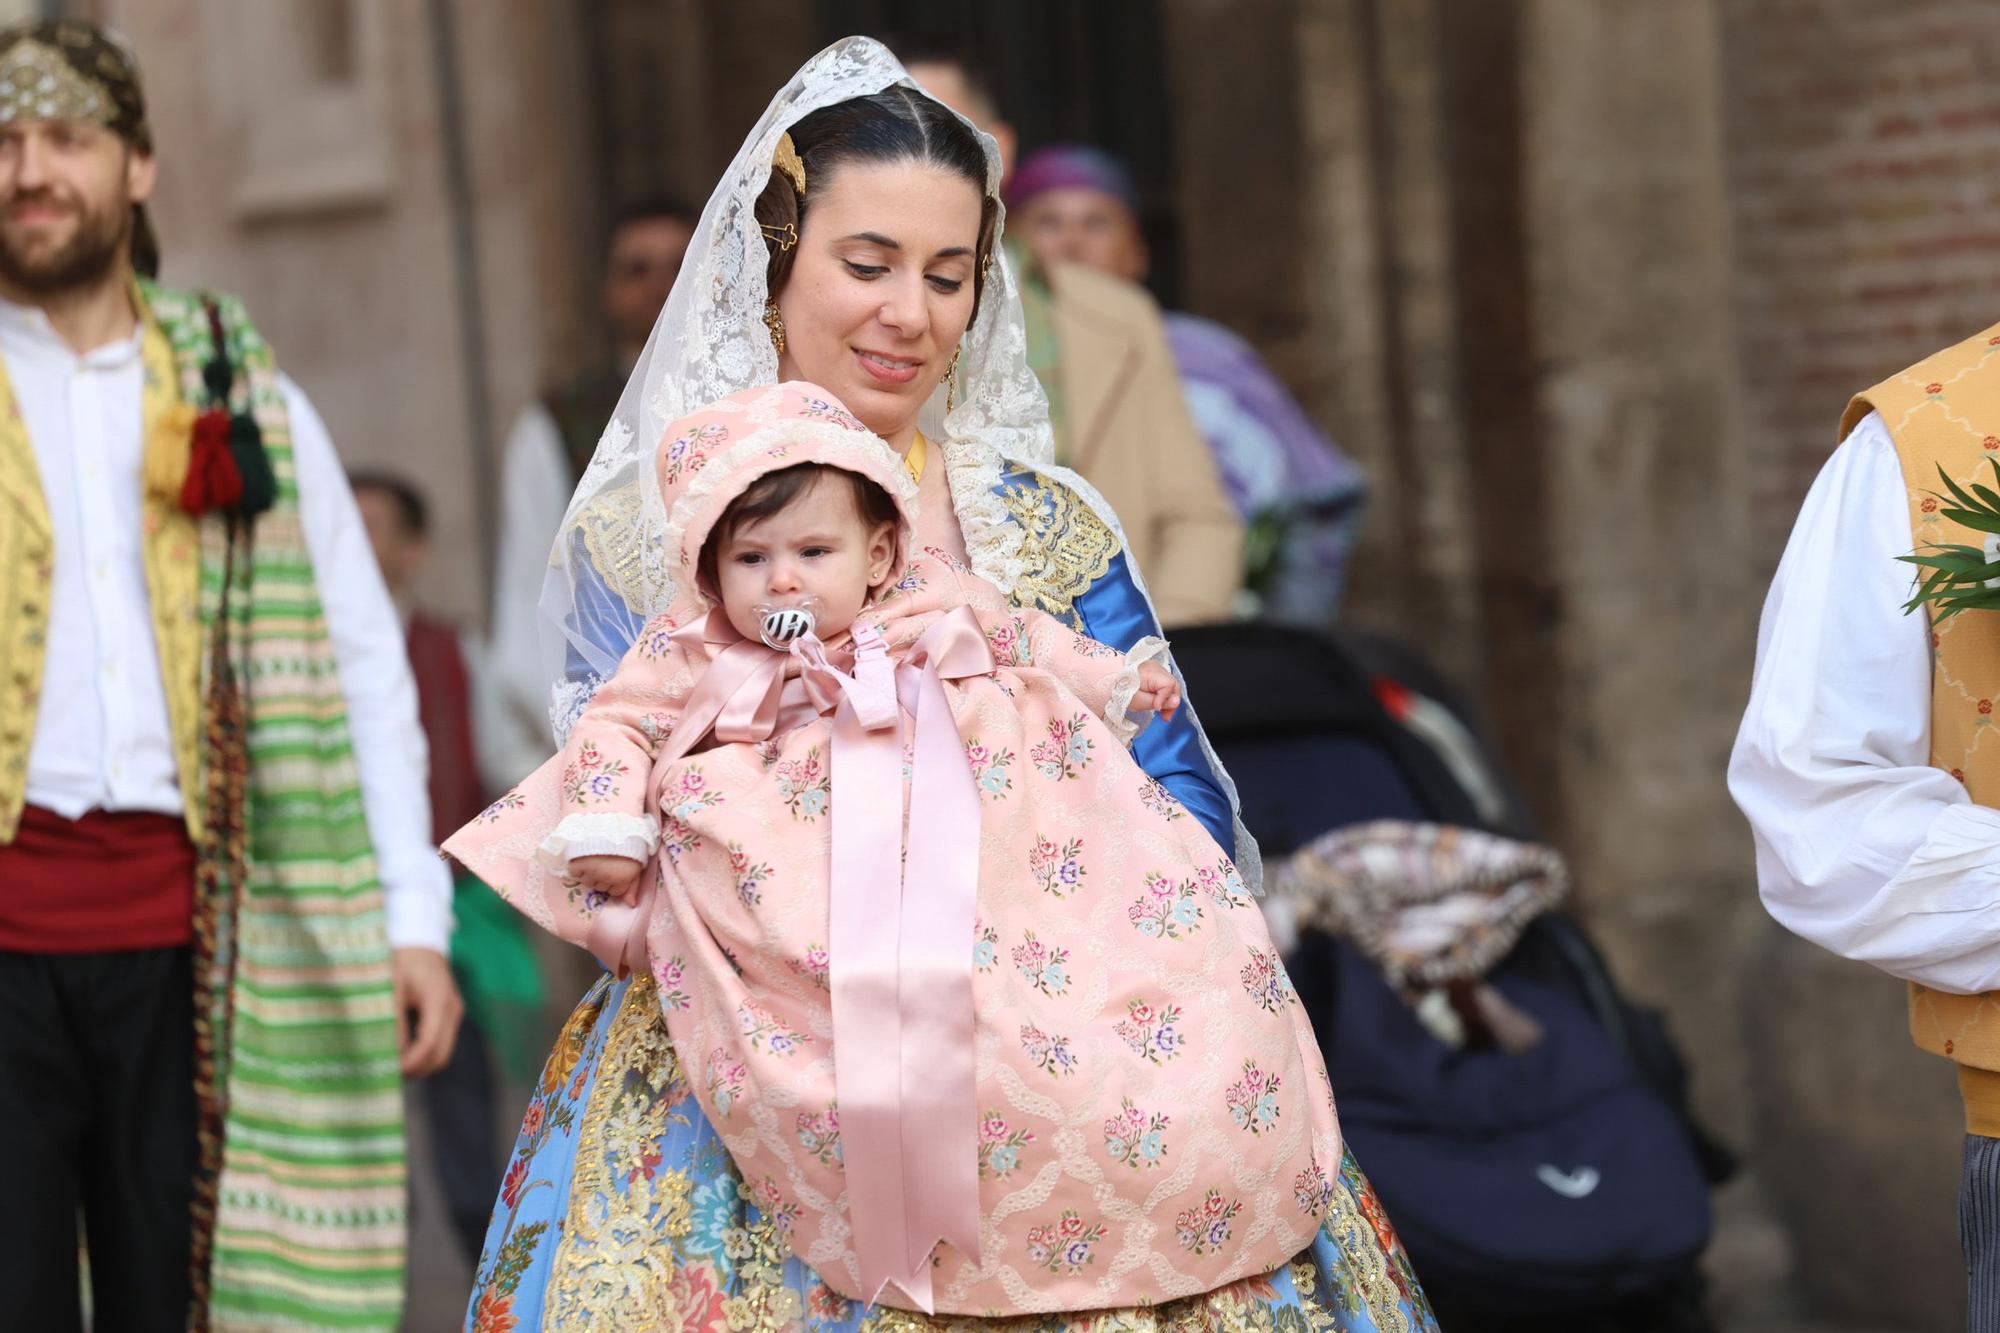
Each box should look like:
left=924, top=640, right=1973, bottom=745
left=758, top=602, right=819, bottom=649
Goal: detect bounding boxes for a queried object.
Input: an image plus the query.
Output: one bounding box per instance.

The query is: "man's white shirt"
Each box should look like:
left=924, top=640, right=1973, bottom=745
left=474, top=402, right=573, bottom=789
left=2, top=297, right=453, bottom=954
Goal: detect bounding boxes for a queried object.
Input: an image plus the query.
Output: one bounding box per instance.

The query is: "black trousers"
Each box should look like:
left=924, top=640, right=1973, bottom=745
left=0, top=946, right=196, bottom=1332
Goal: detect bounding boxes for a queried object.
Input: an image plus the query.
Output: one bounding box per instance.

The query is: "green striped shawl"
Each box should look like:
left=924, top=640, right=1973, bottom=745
left=146, top=281, right=407, bottom=1331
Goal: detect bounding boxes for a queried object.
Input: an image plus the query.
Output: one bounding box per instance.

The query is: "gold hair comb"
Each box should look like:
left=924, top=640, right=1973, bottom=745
left=773, top=133, right=807, bottom=196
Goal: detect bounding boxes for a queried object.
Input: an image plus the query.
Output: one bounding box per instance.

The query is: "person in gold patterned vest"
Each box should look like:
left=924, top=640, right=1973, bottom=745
left=1733, top=321, right=2000, bottom=1327
left=0, top=19, right=460, bottom=1331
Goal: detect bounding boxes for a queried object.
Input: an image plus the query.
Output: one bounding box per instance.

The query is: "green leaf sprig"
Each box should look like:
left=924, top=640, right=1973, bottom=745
left=1900, top=460, right=2000, bottom=621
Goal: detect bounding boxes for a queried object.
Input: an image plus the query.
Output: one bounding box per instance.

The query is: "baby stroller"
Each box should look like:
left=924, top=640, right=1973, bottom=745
left=1171, top=621, right=1729, bottom=1333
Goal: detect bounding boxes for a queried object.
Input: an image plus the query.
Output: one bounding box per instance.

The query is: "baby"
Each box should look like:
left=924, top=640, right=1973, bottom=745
left=564, top=455, right=1179, bottom=905
left=447, top=382, right=1341, bottom=1314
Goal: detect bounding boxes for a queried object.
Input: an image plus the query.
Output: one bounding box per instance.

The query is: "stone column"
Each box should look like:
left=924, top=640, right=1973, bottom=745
left=1514, top=0, right=1757, bottom=1140
left=107, top=0, right=585, bottom=625
left=1293, top=0, right=1484, bottom=678
left=1517, top=4, right=1966, bottom=1325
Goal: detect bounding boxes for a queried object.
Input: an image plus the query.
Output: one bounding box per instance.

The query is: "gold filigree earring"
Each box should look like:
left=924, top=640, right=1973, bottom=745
left=764, top=299, right=787, bottom=359
left=945, top=345, right=964, bottom=413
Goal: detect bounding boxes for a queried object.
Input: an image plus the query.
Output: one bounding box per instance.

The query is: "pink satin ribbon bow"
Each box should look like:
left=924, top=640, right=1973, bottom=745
left=590, top=606, right=992, bottom=1311
left=583, top=609, right=832, bottom=976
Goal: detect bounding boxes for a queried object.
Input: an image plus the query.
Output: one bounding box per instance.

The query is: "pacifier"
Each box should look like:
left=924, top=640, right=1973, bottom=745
left=756, top=596, right=822, bottom=649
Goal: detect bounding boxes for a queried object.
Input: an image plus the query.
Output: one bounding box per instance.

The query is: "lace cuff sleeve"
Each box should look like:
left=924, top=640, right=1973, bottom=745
left=536, top=812, right=661, bottom=871
left=1102, top=635, right=1173, bottom=746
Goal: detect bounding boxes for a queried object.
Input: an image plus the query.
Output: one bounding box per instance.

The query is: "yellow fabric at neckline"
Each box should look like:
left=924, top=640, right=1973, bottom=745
left=904, top=430, right=928, bottom=485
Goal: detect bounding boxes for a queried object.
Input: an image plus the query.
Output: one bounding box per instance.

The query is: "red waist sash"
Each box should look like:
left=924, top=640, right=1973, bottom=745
left=0, top=805, right=196, bottom=952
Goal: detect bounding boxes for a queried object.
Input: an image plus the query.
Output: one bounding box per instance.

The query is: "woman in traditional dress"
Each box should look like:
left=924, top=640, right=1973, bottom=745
left=465, top=38, right=1435, bottom=1332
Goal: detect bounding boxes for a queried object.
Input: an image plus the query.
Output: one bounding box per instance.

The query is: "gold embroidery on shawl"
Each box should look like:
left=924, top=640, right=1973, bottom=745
left=995, top=471, right=1119, bottom=631
left=573, top=483, right=678, bottom=625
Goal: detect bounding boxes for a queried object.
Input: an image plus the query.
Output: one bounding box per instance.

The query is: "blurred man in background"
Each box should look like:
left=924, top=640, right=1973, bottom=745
left=482, top=198, right=697, bottom=786
left=1008, top=144, right=1369, bottom=624
left=900, top=46, right=1244, bottom=626
left=352, top=471, right=545, bottom=1269
left=0, top=19, right=456, bottom=1329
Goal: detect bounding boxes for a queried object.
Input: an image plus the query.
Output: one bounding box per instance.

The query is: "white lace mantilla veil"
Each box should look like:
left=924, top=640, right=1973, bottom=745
left=538, top=35, right=1261, bottom=888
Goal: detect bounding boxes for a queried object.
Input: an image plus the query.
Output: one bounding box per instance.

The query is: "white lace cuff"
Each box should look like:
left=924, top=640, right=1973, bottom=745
left=536, top=812, right=660, bottom=872
left=1103, top=635, right=1173, bottom=746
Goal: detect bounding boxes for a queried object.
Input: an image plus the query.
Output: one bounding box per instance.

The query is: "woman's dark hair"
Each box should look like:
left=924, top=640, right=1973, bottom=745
left=698, top=463, right=901, bottom=595
left=754, top=87, right=999, bottom=317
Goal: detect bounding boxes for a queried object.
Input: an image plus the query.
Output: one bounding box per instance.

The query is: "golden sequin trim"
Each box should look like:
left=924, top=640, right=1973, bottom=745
left=995, top=471, right=1119, bottom=631
left=571, top=484, right=662, bottom=615
left=1314, top=1176, right=1424, bottom=1333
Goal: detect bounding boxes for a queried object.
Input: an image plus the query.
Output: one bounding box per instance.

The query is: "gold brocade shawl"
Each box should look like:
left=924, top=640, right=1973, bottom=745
left=0, top=295, right=202, bottom=841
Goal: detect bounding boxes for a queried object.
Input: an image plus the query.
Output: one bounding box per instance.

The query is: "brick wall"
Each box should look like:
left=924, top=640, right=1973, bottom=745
left=1723, top=0, right=2000, bottom=557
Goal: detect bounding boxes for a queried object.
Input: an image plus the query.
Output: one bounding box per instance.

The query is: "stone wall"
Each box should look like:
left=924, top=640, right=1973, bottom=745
left=97, top=0, right=590, bottom=626
left=1713, top=2, right=2000, bottom=1324
left=1293, top=2, right=1973, bottom=1326
left=1723, top=0, right=2000, bottom=550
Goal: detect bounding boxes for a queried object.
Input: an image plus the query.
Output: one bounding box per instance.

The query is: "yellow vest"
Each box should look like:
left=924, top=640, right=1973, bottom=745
left=1845, top=321, right=2000, bottom=1131
left=0, top=304, right=205, bottom=842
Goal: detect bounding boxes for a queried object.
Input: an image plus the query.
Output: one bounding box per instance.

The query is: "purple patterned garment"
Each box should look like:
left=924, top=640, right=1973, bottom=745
left=1166, top=312, right=1369, bottom=624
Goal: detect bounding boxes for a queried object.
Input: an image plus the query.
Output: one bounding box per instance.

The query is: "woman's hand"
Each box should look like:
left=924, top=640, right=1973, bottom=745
left=1130, top=662, right=1182, bottom=723
left=569, top=854, right=646, bottom=903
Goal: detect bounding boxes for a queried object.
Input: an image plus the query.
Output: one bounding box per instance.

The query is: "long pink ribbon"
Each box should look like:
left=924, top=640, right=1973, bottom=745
left=587, top=607, right=990, bottom=1310
left=812, top=611, right=989, bottom=1309
left=885, top=613, right=988, bottom=1284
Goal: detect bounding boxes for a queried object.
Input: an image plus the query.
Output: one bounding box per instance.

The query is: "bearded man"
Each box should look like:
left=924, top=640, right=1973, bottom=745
left=0, top=21, right=458, bottom=1332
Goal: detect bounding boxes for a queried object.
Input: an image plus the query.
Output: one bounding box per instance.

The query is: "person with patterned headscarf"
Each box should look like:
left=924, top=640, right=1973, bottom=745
left=0, top=19, right=458, bottom=1332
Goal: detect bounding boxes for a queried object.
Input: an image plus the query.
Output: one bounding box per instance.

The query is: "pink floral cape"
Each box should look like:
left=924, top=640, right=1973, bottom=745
left=445, top=383, right=1341, bottom=1312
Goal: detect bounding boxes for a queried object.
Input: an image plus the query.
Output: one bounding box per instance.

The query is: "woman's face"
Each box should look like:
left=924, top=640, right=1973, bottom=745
left=775, top=159, right=983, bottom=450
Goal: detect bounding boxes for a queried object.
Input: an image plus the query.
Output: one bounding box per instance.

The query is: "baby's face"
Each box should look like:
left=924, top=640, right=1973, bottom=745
left=713, top=474, right=896, bottom=646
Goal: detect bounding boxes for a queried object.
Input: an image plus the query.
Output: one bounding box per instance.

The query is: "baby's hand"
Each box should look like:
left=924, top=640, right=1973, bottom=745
left=1129, top=662, right=1182, bottom=723
left=569, top=854, right=646, bottom=903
